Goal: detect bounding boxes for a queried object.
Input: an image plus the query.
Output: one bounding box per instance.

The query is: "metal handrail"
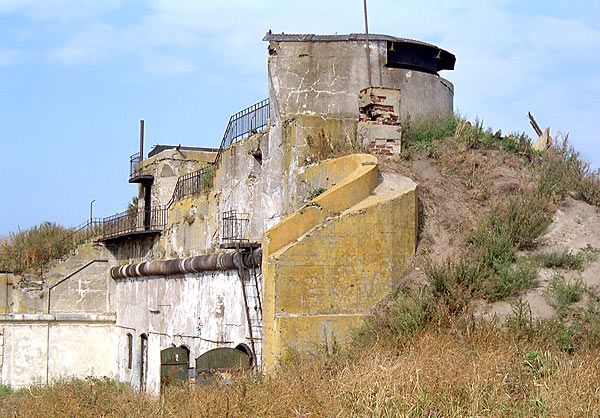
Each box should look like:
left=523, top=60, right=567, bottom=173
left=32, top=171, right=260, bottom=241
left=101, top=206, right=168, bottom=240
left=104, top=99, right=269, bottom=241
left=214, top=99, right=269, bottom=167
left=166, top=165, right=215, bottom=208
left=129, top=152, right=141, bottom=179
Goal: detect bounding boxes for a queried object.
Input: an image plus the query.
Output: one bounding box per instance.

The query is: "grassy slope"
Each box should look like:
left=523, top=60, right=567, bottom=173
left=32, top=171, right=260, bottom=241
left=2, top=114, right=600, bottom=416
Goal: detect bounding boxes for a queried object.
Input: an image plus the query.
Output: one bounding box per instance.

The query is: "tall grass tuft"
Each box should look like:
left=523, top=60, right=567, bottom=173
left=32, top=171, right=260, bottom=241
left=538, top=136, right=600, bottom=206
left=0, top=222, right=74, bottom=273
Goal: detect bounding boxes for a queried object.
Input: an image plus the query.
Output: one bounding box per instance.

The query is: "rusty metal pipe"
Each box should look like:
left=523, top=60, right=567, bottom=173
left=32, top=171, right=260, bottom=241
left=110, top=248, right=262, bottom=279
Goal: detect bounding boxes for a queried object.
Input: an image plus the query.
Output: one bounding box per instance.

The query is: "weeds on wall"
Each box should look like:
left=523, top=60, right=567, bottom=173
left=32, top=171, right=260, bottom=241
left=200, top=165, right=216, bottom=190
left=307, top=187, right=327, bottom=201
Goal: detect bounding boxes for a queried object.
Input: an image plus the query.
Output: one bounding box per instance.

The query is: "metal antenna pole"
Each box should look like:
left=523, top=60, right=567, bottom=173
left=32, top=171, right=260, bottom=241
left=363, top=0, right=372, bottom=87
left=90, top=199, right=95, bottom=223
left=139, top=120, right=145, bottom=163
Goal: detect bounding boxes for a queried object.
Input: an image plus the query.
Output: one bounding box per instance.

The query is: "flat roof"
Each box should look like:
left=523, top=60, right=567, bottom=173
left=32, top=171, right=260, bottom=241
left=263, top=32, right=437, bottom=48
left=148, top=144, right=219, bottom=158
left=263, top=31, right=455, bottom=73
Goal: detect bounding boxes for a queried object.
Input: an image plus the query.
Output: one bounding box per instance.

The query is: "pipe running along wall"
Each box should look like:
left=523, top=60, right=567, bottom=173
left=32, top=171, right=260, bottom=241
left=110, top=249, right=262, bottom=279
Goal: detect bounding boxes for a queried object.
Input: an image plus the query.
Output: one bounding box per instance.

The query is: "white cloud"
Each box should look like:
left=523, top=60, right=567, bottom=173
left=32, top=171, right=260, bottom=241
left=0, top=48, right=22, bottom=66
left=141, top=52, right=196, bottom=75
left=50, top=23, right=123, bottom=63
left=0, top=0, right=122, bottom=22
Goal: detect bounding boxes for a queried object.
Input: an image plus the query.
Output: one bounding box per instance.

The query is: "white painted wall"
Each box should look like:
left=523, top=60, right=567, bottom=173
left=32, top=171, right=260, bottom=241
left=114, top=268, right=261, bottom=395
left=0, top=315, right=117, bottom=389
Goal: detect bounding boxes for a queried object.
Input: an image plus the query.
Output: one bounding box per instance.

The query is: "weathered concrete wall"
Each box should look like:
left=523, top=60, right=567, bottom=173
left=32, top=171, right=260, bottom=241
left=358, top=87, right=403, bottom=156
left=0, top=243, right=113, bottom=315
left=140, top=148, right=217, bottom=208
left=114, top=268, right=261, bottom=394
left=262, top=155, right=418, bottom=370
left=268, top=39, right=453, bottom=121
left=0, top=275, right=15, bottom=314
left=49, top=260, right=111, bottom=314
left=0, top=314, right=116, bottom=388
left=119, top=112, right=360, bottom=264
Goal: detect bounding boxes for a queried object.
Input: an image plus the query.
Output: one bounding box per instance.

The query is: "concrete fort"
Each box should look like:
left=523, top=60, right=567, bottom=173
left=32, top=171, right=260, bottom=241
left=0, top=32, right=455, bottom=393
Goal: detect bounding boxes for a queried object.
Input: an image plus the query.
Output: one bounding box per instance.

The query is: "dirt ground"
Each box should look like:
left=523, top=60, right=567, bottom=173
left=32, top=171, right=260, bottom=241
left=382, top=148, right=600, bottom=321
left=381, top=147, right=530, bottom=286
left=477, top=197, right=600, bottom=320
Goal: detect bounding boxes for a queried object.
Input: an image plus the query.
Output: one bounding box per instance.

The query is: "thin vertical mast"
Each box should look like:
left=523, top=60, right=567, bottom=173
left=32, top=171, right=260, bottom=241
left=363, top=0, right=372, bottom=87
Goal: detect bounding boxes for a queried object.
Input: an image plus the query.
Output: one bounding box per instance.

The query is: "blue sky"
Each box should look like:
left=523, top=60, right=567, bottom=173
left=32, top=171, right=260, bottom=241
left=1, top=0, right=599, bottom=236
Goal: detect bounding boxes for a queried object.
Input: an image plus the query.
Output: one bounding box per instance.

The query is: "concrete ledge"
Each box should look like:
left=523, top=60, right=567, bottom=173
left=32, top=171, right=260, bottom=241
left=0, top=313, right=116, bottom=323
left=264, top=154, right=378, bottom=255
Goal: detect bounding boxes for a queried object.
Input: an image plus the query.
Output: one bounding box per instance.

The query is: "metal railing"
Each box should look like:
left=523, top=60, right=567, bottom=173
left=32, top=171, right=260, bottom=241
left=102, top=100, right=268, bottom=241
left=129, top=152, right=141, bottom=180
left=166, top=165, right=215, bottom=208
left=221, top=210, right=249, bottom=245
left=214, top=99, right=270, bottom=167
left=101, top=206, right=169, bottom=240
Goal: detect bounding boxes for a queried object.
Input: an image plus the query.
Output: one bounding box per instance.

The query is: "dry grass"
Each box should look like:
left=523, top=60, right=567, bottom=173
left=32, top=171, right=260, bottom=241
left=0, top=222, right=73, bottom=272
left=2, top=326, right=600, bottom=417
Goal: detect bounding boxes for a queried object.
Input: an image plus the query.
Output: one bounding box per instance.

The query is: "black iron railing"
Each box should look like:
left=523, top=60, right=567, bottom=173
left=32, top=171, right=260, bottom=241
left=104, top=100, right=268, bottom=241
left=101, top=206, right=168, bottom=240
left=129, top=152, right=141, bottom=180
left=166, top=165, right=215, bottom=208
left=60, top=218, right=103, bottom=247
left=221, top=210, right=249, bottom=245
left=214, top=99, right=270, bottom=167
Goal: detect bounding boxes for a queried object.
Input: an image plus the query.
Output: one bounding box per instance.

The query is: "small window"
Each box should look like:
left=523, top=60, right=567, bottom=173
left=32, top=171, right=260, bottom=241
left=126, top=333, right=133, bottom=369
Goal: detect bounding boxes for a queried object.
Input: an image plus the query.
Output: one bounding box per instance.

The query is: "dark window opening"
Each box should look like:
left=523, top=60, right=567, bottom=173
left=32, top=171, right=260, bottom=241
left=126, top=333, right=133, bottom=369
left=140, top=334, right=148, bottom=391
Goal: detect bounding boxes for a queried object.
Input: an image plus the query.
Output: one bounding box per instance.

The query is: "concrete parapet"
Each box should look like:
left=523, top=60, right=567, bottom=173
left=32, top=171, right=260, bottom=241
left=262, top=155, right=417, bottom=370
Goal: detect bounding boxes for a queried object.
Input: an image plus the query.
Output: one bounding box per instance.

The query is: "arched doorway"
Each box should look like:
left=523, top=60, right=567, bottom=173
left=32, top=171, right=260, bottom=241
left=160, top=346, right=190, bottom=389
left=234, top=343, right=254, bottom=366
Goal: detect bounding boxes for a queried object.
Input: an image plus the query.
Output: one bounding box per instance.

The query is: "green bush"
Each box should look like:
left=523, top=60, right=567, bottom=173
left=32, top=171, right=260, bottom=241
left=425, top=259, right=484, bottom=313
left=401, top=113, right=533, bottom=157
left=464, top=192, right=547, bottom=302
left=353, top=287, right=434, bottom=345
left=0, top=384, right=12, bottom=397
left=546, top=275, right=584, bottom=318
left=534, top=250, right=585, bottom=271
left=488, top=193, right=551, bottom=250
left=485, top=259, right=538, bottom=302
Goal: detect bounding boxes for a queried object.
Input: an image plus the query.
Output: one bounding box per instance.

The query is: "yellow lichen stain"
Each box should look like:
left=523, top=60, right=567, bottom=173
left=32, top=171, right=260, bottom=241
left=262, top=154, right=417, bottom=371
